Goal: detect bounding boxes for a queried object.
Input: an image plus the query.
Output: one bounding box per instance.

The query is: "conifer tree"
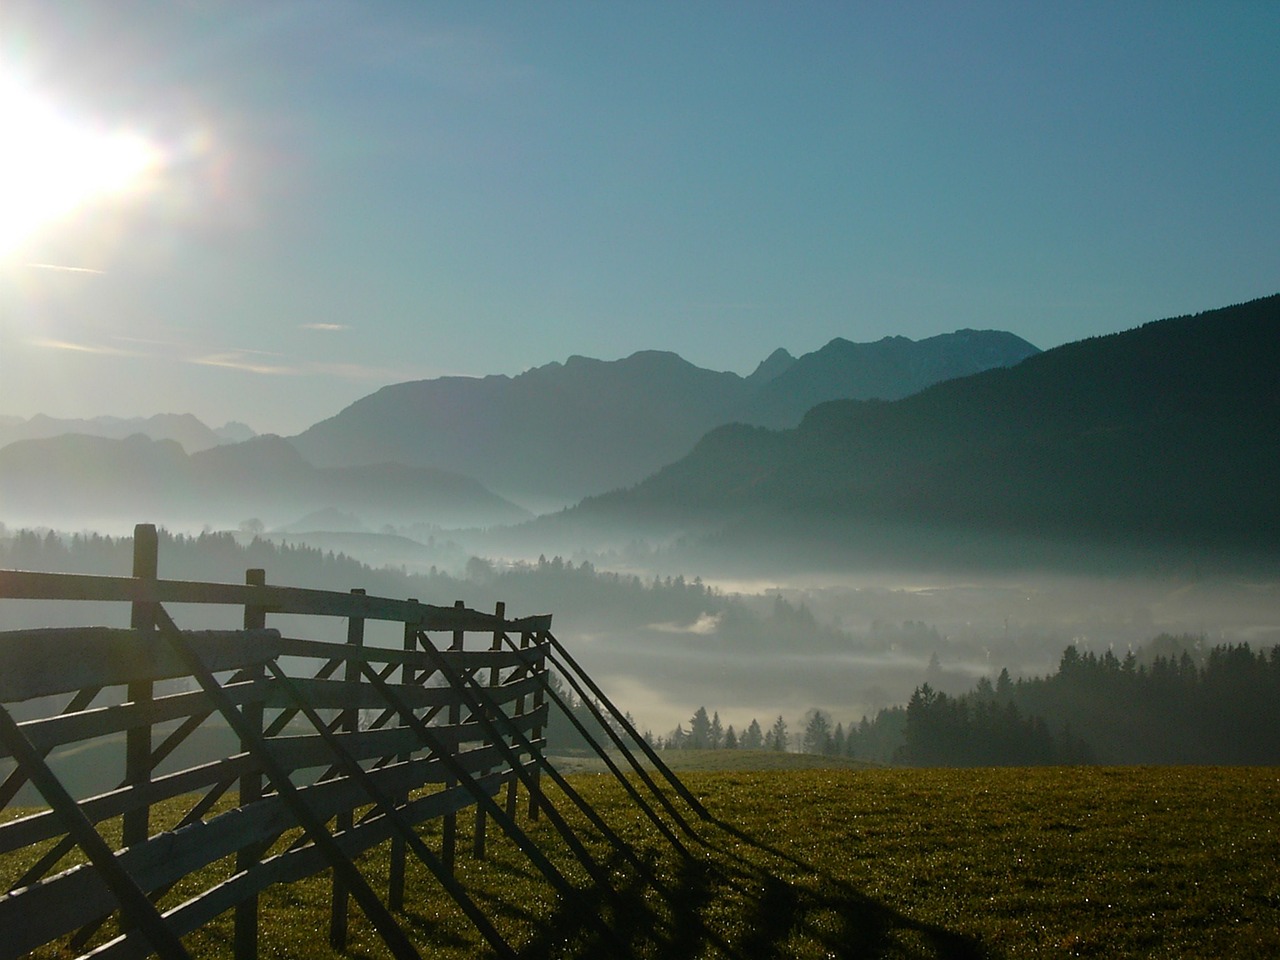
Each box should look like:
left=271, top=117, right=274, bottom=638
left=802, top=709, right=831, bottom=754
left=688, top=707, right=712, bottom=749
left=767, top=715, right=789, bottom=751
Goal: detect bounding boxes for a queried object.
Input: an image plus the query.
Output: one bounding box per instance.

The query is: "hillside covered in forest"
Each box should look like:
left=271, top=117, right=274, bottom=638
left=569, top=294, right=1280, bottom=565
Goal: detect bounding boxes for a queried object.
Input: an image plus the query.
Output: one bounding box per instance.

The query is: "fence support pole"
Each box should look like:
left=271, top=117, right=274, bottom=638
left=234, top=567, right=267, bottom=960
left=504, top=630, right=532, bottom=820
left=388, top=599, right=418, bottom=912
left=330, top=587, right=365, bottom=952
left=441, top=599, right=464, bottom=870
left=472, top=601, right=505, bottom=861
left=123, top=523, right=158, bottom=851
left=527, top=631, right=547, bottom=822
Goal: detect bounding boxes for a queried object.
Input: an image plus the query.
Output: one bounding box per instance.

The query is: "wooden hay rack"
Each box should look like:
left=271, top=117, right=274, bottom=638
left=0, top=524, right=705, bottom=959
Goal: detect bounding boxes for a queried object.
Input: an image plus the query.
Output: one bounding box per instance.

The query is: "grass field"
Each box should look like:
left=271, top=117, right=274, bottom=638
left=6, top=755, right=1279, bottom=958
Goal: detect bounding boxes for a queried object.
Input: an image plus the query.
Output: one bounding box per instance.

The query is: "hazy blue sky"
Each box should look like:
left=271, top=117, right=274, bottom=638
left=1, top=2, right=1277, bottom=435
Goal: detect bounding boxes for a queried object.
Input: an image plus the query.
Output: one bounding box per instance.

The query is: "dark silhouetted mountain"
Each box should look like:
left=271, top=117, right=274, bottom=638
left=291, top=351, right=754, bottom=505
left=737, top=330, right=1041, bottom=428
left=745, top=347, right=797, bottom=386
left=0, top=413, right=247, bottom=453
left=571, top=294, right=1280, bottom=560
left=290, top=333, right=1038, bottom=505
left=0, top=433, right=529, bottom=529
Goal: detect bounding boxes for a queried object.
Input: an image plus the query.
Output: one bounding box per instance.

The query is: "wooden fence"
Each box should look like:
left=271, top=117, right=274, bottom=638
left=0, top=524, right=705, bottom=959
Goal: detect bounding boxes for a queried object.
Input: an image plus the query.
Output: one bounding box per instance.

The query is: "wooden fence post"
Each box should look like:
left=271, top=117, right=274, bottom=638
left=442, top=599, right=465, bottom=871
left=329, top=588, right=365, bottom=951
left=123, top=523, right=158, bottom=849
left=527, top=631, right=547, bottom=821
left=235, top=567, right=267, bottom=960
left=472, top=602, right=504, bottom=860
left=388, top=600, right=418, bottom=912
left=506, top=630, right=531, bottom=821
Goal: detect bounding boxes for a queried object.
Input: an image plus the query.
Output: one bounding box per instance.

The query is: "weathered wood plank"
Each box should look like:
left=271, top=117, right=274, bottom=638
left=0, top=628, right=281, bottom=702
left=0, top=752, right=255, bottom=855
left=83, top=767, right=522, bottom=960
left=0, top=570, right=551, bottom=633
left=0, top=747, right=540, bottom=956
left=0, top=553, right=564, bottom=958
left=263, top=706, right=545, bottom=774
left=274, top=635, right=543, bottom=671
left=259, top=671, right=542, bottom=712
left=1, top=680, right=264, bottom=761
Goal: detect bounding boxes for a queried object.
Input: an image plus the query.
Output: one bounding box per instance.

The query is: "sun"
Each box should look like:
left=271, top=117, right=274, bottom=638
left=0, top=75, right=164, bottom=257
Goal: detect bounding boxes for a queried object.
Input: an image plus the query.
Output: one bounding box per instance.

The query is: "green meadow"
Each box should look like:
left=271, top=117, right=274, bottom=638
left=6, top=757, right=1278, bottom=958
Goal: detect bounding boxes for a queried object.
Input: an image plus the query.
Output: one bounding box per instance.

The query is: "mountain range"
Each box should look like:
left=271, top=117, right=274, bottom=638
left=0, top=414, right=254, bottom=453
left=564, top=294, right=1280, bottom=565
left=6, top=293, right=1272, bottom=572
left=0, top=433, right=529, bottom=531
left=290, top=330, right=1039, bottom=505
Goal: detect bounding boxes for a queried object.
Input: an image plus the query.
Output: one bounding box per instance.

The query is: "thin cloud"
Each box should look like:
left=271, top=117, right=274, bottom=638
left=25, top=263, right=106, bottom=275
left=30, top=330, right=427, bottom=385
left=29, top=337, right=140, bottom=357
left=194, top=352, right=300, bottom=376
left=298, top=322, right=350, bottom=332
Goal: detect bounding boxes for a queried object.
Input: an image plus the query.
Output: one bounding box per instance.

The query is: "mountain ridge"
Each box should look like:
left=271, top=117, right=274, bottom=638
left=0, top=414, right=255, bottom=453
left=0, top=433, right=530, bottom=531
left=568, top=294, right=1280, bottom=561
left=290, top=329, right=1039, bottom=504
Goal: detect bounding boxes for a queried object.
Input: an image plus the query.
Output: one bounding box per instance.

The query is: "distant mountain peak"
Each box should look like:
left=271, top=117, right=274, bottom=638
left=735, top=329, right=1041, bottom=429
left=747, top=348, right=796, bottom=385
left=575, top=293, right=1280, bottom=561
left=291, top=329, right=1038, bottom=504
left=0, top=412, right=235, bottom=454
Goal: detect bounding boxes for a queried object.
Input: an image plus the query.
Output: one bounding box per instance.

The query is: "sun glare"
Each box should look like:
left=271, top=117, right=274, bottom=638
left=0, top=76, right=164, bottom=256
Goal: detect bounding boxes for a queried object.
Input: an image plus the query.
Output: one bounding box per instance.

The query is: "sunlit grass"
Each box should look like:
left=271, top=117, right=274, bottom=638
left=3, top=764, right=1277, bottom=958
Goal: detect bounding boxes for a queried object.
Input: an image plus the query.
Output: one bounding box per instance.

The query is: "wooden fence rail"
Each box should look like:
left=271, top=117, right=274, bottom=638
left=0, top=524, right=704, bottom=959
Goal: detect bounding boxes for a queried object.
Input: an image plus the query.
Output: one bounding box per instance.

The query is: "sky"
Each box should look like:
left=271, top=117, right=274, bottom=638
left=1, top=1, right=1277, bottom=436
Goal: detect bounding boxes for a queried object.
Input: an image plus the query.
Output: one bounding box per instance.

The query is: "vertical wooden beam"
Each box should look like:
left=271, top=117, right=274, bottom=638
left=329, top=588, right=365, bottom=952
left=234, top=567, right=267, bottom=960
left=152, top=607, right=422, bottom=960
left=527, top=631, right=547, bottom=821
left=123, top=523, right=157, bottom=849
left=506, top=630, right=531, bottom=821
left=388, top=601, right=417, bottom=911
left=472, top=602, right=504, bottom=860
left=441, top=599, right=465, bottom=871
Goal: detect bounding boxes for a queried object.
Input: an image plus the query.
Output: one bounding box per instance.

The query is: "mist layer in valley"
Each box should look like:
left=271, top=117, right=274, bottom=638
left=3, top=297, right=1277, bottom=753
left=3, top=522, right=1275, bottom=752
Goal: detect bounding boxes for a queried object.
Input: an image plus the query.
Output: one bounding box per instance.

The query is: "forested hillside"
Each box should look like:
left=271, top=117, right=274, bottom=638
left=290, top=332, right=1037, bottom=504
left=843, top=639, right=1280, bottom=765
left=577, top=294, right=1280, bottom=561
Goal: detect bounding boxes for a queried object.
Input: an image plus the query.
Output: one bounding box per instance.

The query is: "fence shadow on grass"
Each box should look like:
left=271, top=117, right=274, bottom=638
left=507, top=812, right=991, bottom=960
left=0, top=530, right=992, bottom=960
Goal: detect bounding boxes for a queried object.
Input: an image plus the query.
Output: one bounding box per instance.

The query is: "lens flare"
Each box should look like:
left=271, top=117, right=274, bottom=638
left=0, top=76, right=165, bottom=256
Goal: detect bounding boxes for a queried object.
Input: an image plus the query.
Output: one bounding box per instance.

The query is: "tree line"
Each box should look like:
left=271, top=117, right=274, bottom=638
left=887, top=640, right=1280, bottom=765
left=667, top=637, right=1280, bottom=766
left=655, top=707, right=854, bottom=756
